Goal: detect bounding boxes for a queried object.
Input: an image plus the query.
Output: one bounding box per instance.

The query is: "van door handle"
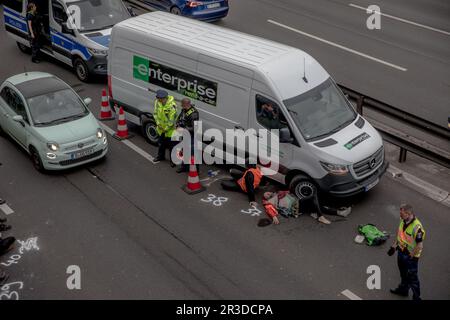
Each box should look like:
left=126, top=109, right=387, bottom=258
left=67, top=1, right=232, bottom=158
left=234, top=125, right=244, bottom=130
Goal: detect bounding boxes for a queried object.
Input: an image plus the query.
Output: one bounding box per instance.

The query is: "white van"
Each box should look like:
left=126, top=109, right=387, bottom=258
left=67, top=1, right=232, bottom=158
left=3, top=0, right=133, bottom=81
left=108, top=11, right=388, bottom=198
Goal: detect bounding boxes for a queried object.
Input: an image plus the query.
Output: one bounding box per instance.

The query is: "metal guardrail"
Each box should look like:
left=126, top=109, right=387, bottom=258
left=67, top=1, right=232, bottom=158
left=339, top=84, right=450, bottom=169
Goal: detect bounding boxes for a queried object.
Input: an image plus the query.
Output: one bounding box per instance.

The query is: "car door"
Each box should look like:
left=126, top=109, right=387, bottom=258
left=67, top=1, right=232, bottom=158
left=0, top=86, right=14, bottom=133
left=5, top=86, right=31, bottom=149
left=248, top=92, right=293, bottom=178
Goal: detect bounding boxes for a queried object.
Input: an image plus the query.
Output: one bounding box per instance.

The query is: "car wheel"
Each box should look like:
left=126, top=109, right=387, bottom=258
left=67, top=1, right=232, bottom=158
left=170, top=6, right=182, bottom=15
left=289, top=174, right=317, bottom=200
left=74, top=58, right=90, bottom=82
left=141, top=118, right=159, bottom=145
left=30, top=147, right=46, bottom=173
left=17, top=42, right=31, bottom=54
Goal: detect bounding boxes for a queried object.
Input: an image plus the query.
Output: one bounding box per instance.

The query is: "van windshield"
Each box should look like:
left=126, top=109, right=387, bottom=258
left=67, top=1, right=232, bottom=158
left=69, top=0, right=129, bottom=32
left=283, top=78, right=357, bottom=141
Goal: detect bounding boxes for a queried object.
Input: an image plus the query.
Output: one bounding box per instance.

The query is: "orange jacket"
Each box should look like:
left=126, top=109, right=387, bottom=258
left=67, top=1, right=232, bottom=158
left=237, top=168, right=262, bottom=193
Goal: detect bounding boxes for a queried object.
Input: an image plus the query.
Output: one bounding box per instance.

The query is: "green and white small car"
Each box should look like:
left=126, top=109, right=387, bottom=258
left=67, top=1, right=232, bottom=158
left=0, top=72, right=108, bottom=171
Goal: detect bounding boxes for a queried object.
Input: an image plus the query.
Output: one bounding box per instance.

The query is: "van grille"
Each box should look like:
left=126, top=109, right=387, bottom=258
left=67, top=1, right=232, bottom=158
left=352, top=147, right=384, bottom=178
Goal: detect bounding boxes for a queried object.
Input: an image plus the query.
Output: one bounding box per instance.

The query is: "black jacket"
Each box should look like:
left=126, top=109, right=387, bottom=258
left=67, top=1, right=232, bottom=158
left=176, top=106, right=199, bottom=135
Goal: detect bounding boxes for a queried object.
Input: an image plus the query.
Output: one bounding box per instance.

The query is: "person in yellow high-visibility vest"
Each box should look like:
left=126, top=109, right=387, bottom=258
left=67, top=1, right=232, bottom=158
left=153, top=90, right=178, bottom=166
left=387, top=203, right=425, bottom=300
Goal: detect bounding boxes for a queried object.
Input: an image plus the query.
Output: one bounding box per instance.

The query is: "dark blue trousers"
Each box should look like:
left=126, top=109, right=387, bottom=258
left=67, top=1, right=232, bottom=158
left=397, top=250, right=421, bottom=300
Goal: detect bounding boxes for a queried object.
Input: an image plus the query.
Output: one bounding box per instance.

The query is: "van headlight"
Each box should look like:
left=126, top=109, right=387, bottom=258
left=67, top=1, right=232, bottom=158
left=96, top=128, right=104, bottom=139
left=47, top=142, right=59, bottom=151
left=88, top=48, right=108, bottom=56
left=320, top=162, right=349, bottom=175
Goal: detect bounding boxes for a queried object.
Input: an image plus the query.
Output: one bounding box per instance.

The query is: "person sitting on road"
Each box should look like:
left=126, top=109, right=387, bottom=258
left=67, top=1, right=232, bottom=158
left=220, top=164, right=264, bottom=207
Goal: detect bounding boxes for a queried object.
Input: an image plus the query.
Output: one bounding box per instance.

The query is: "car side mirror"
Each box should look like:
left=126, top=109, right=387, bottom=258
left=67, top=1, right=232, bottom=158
left=279, top=127, right=294, bottom=143
left=12, top=115, right=25, bottom=126
left=84, top=97, right=92, bottom=106
left=127, top=6, right=137, bottom=17
left=61, top=22, right=75, bottom=35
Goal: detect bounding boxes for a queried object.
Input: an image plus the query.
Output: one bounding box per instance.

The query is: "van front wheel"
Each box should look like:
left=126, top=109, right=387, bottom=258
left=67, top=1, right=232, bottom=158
left=289, top=175, right=317, bottom=200
left=74, top=58, right=90, bottom=82
left=170, top=6, right=181, bottom=15
left=142, top=119, right=159, bottom=145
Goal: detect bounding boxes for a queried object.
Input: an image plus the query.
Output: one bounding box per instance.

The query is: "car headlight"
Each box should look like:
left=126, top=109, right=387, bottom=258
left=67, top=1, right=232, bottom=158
left=47, top=142, right=59, bottom=151
left=88, top=48, right=108, bottom=56
left=96, top=128, right=104, bottom=139
left=320, top=161, right=349, bottom=175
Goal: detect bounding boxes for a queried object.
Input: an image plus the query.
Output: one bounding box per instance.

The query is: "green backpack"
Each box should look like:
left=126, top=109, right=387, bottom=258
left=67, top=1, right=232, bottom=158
left=358, top=224, right=389, bottom=246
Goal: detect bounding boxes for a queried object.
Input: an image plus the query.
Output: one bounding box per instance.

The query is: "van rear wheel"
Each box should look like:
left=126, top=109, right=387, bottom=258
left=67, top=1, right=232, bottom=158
left=142, top=118, right=159, bottom=145
left=74, top=58, right=90, bottom=82
left=17, top=42, right=31, bottom=54
left=289, top=174, right=317, bottom=200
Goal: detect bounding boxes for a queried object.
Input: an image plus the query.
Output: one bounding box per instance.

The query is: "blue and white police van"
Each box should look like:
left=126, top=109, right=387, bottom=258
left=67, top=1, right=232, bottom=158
left=3, top=0, right=133, bottom=81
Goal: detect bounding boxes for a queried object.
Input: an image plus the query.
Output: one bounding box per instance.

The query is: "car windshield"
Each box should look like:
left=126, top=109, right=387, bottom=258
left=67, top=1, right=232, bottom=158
left=283, top=78, right=357, bottom=141
left=69, top=0, right=129, bottom=32
left=27, top=89, right=89, bottom=126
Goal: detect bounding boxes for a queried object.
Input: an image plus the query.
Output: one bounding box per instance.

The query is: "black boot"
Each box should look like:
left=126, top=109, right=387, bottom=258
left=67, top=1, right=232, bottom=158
left=0, top=198, right=5, bottom=205
left=0, top=271, right=9, bottom=286
left=0, top=237, right=16, bottom=255
left=0, top=224, right=12, bottom=232
left=390, top=288, right=409, bottom=297
left=153, top=156, right=165, bottom=162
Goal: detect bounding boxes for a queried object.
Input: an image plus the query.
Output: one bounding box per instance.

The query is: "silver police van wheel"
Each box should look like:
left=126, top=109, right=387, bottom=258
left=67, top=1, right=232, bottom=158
left=17, top=42, right=30, bottom=54
left=290, top=175, right=316, bottom=200
left=74, top=58, right=90, bottom=82
left=142, top=119, right=159, bottom=145
left=170, top=6, right=181, bottom=15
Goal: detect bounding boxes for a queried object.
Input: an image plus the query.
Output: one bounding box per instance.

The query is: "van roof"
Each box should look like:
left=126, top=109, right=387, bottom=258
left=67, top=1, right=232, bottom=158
left=115, top=11, right=298, bottom=67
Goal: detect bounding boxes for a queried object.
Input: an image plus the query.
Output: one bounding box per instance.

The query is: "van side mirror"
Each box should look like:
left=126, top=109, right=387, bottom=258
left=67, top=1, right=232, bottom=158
left=61, top=22, right=75, bottom=36
left=12, top=115, right=25, bottom=126
left=279, top=127, right=294, bottom=143
left=127, top=7, right=137, bottom=17
left=84, top=97, right=92, bottom=106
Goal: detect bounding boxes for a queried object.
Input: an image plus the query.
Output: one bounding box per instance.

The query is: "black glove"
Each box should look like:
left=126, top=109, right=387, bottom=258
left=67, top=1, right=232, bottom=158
left=387, top=247, right=396, bottom=256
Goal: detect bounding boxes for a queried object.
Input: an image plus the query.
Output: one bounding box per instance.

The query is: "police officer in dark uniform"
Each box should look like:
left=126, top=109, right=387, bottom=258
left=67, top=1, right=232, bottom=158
left=175, top=98, right=199, bottom=173
left=26, top=2, right=42, bottom=63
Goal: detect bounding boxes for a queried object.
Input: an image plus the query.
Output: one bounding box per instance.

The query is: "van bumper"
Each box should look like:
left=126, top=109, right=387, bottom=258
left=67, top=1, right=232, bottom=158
left=86, top=56, right=108, bottom=76
left=315, top=160, right=389, bottom=197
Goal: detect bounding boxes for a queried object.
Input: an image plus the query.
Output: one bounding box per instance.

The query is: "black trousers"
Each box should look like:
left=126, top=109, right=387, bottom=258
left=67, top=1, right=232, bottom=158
left=221, top=169, right=256, bottom=202
left=30, top=36, right=41, bottom=61
left=157, top=135, right=175, bottom=161
left=397, top=250, right=421, bottom=300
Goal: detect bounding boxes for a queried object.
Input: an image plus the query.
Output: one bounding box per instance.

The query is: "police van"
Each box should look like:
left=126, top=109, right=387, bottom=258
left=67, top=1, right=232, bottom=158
left=3, top=0, right=133, bottom=81
left=108, top=11, right=388, bottom=198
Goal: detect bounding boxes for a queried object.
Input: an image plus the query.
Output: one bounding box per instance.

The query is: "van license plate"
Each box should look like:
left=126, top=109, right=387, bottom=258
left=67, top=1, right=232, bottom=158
left=71, top=148, right=94, bottom=160
left=207, top=3, right=221, bottom=9
left=364, top=178, right=379, bottom=192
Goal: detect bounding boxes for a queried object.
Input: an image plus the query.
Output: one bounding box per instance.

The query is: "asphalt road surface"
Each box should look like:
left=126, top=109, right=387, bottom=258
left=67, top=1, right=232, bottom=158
left=1, top=5, right=450, bottom=300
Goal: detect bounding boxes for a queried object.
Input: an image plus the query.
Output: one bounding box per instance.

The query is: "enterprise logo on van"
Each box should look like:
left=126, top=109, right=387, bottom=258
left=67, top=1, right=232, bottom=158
left=344, top=132, right=370, bottom=150
left=133, top=55, right=218, bottom=106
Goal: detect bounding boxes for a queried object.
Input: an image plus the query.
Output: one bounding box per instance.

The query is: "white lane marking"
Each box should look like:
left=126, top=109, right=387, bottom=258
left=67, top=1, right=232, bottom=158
left=341, top=289, right=363, bottom=300
left=267, top=19, right=407, bottom=72
left=100, top=123, right=157, bottom=164
left=0, top=203, right=14, bottom=215
left=349, top=3, right=450, bottom=36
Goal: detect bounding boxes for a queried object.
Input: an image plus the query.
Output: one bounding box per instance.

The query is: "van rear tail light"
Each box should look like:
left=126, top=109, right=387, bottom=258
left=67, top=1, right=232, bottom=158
left=187, top=1, right=203, bottom=8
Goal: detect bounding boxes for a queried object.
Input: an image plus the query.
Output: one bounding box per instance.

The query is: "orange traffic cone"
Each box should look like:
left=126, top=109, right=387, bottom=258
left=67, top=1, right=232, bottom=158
left=98, top=89, right=115, bottom=121
left=113, top=107, right=133, bottom=140
left=182, top=156, right=205, bottom=195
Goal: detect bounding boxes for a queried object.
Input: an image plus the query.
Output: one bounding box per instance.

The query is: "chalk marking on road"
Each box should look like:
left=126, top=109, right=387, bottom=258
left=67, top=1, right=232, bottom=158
left=341, top=289, right=363, bottom=300
left=349, top=3, right=450, bottom=36
left=267, top=19, right=407, bottom=72
left=387, top=165, right=450, bottom=208
left=0, top=203, right=14, bottom=215
left=100, top=123, right=157, bottom=164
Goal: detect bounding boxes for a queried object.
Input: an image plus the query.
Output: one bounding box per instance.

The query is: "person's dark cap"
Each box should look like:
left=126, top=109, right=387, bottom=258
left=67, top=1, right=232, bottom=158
left=156, top=90, right=168, bottom=99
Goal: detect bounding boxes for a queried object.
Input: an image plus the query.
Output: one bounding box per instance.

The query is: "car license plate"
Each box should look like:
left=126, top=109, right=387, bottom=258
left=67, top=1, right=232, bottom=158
left=364, top=178, right=379, bottom=192
left=71, top=148, right=94, bottom=160
left=207, top=3, right=221, bottom=9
